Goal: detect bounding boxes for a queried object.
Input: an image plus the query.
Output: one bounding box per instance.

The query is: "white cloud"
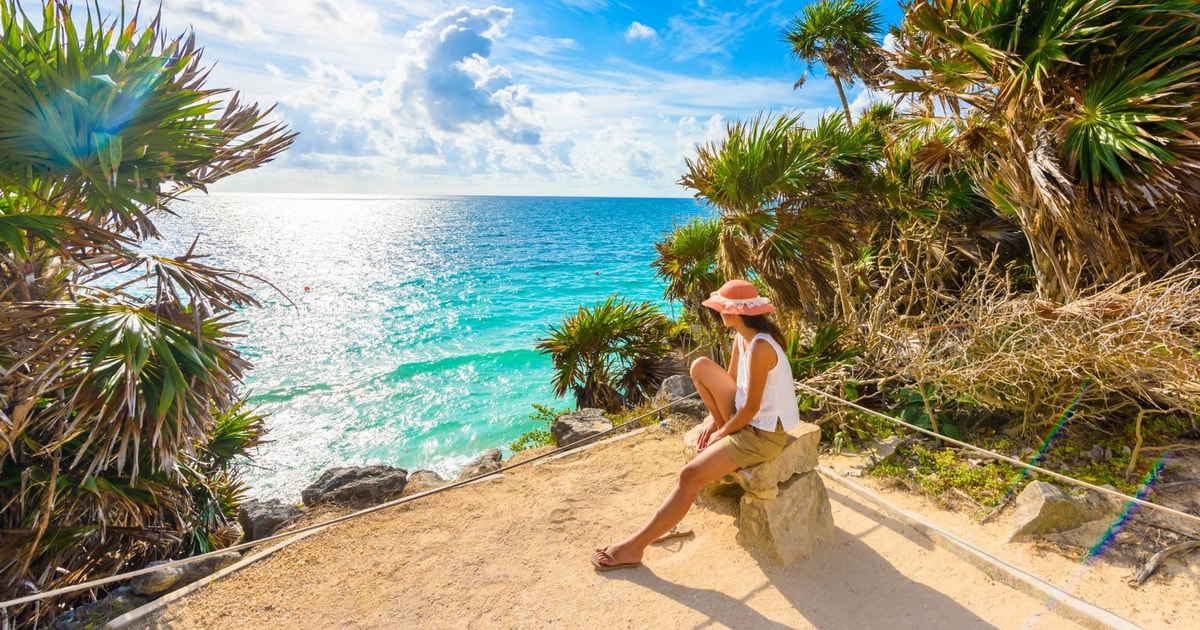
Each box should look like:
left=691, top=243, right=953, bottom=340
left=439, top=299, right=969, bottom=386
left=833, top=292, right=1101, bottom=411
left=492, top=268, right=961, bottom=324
left=164, top=0, right=269, bottom=42
left=125, top=1, right=852, bottom=196
left=557, top=0, right=611, bottom=12
left=509, top=36, right=579, bottom=57
left=664, top=1, right=782, bottom=61
left=883, top=32, right=899, bottom=53
left=267, top=6, right=553, bottom=178
left=625, top=22, right=657, bottom=42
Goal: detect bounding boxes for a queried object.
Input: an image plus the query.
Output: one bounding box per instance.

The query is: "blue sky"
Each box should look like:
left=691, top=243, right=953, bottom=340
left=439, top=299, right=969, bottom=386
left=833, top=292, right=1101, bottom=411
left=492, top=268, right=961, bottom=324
left=90, top=1, right=905, bottom=197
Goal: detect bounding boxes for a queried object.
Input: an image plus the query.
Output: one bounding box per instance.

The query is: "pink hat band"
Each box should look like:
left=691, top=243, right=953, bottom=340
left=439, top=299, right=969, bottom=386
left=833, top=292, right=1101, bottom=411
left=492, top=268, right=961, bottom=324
left=701, top=280, right=775, bottom=315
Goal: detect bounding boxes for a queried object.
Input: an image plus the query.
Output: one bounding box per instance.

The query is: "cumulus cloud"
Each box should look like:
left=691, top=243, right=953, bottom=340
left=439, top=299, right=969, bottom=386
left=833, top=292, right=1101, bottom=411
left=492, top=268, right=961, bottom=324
left=394, top=7, right=539, bottom=141
left=210, top=3, right=819, bottom=196
left=274, top=5, right=548, bottom=177
left=625, top=22, right=657, bottom=41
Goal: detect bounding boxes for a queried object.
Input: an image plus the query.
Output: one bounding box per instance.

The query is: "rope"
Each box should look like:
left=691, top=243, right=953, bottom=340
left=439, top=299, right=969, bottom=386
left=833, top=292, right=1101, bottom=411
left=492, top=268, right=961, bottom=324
left=795, top=382, right=1200, bottom=528
left=17, top=378, right=1192, bottom=610
left=0, top=392, right=699, bottom=610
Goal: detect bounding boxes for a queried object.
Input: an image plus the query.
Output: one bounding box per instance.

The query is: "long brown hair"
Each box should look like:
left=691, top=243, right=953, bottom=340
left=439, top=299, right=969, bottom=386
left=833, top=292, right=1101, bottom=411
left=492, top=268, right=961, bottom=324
left=739, top=313, right=786, bottom=346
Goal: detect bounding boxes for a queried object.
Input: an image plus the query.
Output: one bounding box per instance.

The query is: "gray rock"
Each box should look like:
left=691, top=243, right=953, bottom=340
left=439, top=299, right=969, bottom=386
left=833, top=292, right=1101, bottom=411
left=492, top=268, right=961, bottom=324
left=654, top=374, right=698, bottom=404
left=456, top=449, right=504, bottom=481
left=653, top=375, right=706, bottom=422
left=1007, top=481, right=1107, bottom=543
left=53, top=586, right=152, bottom=629
left=1083, top=484, right=1126, bottom=512
left=238, top=498, right=302, bottom=542
left=1045, top=519, right=1114, bottom=549
left=404, top=469, right=449, bottom=495
left=129, top=552, right=241, bottom=596
left=551, top=408, right=612, bottom=447
left=664, top=399, right=710, bottom=423
left=301, top=465, right=408, bottom=508
left=865, top=436, right=904, bottom=464
left=738, top=471, right=836, bottom=565
left=1087, top=445, right=1111, bottom=463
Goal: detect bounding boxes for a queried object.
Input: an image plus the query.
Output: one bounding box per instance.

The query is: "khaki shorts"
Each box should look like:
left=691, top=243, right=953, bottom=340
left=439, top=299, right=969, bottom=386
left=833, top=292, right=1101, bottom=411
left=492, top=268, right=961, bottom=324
left=716, top=422, right=788, bottom=469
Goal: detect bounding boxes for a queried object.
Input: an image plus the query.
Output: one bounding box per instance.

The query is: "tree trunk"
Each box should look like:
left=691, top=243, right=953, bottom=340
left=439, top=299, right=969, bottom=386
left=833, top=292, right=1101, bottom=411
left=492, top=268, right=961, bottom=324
left=834, top=77, right=853, bottom=126
left=830, top=244, right=855, bottom=322
left=1023, top=216, right=1076, bottom=303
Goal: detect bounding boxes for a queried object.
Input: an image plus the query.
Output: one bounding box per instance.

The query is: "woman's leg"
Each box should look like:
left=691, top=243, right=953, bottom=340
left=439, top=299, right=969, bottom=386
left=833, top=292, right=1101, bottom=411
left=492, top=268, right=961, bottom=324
left=689, top=357, right=736, bottom=425
left=593, top=440, right=740, bottom=566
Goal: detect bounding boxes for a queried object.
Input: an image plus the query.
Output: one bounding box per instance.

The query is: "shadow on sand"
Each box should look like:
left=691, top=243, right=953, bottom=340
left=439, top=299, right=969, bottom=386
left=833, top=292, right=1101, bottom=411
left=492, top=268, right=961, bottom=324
left=608, top=486, right=996, bottom=629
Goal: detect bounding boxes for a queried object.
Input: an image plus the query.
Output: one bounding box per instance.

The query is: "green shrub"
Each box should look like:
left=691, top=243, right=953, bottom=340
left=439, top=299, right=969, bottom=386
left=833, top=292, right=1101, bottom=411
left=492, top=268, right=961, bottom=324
left=509, top=404, right=568, bottom=452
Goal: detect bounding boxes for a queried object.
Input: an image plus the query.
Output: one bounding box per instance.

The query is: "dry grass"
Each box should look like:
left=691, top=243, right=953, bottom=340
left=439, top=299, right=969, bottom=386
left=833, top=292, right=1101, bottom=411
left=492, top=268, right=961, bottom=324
left=874, top=265, right=1200, bottom=431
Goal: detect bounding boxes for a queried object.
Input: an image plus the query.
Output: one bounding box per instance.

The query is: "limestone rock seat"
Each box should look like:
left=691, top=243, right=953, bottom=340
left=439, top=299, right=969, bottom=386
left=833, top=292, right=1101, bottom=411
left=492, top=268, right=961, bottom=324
left=683, top=421, right=821, bottom=499
left=683, top=418, right=835, bottom=564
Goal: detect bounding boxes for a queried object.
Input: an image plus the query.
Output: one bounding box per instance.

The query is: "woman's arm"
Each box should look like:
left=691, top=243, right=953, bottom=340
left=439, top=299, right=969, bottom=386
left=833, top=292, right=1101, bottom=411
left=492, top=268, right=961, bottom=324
left=726, top=337, right=740, bottom=379
left=701, top=339, right=777, bottom=448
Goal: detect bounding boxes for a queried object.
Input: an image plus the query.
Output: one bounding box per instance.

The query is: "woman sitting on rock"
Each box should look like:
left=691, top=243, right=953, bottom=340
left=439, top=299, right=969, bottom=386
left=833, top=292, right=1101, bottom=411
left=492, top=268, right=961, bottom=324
left=591, top=279, right=801, bottom=570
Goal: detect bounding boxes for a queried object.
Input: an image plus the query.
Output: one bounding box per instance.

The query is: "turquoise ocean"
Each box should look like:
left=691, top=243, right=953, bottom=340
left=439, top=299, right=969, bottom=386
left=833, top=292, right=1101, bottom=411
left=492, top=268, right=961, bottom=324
left=149, top=195, right=706, bottom=500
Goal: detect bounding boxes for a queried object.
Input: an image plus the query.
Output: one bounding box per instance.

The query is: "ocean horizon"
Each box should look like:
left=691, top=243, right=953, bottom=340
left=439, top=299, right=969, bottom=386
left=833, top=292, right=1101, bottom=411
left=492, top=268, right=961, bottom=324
left=150, top=193, right=709, bottom=500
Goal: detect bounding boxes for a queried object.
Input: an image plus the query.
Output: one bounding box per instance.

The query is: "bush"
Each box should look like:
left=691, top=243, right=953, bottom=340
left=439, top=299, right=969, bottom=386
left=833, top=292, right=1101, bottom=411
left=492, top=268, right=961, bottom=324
left=0, top=3, right=292, bottom=626
left=509, top=404, right=567, bottom=452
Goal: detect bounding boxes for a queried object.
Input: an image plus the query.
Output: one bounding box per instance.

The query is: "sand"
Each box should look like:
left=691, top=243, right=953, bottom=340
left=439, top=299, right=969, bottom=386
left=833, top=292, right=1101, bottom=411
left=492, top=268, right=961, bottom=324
left=135, top=427, right=1196, bottom=629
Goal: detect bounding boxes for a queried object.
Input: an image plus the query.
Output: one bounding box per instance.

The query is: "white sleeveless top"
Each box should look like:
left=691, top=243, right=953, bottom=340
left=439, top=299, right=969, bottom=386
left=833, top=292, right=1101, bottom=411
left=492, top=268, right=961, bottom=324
left=734, top=333, right=801, bottom=432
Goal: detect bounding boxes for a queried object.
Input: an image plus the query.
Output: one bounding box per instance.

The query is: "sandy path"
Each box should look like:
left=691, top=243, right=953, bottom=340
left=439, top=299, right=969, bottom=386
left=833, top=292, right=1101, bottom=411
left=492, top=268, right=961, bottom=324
left=140, top=429, right=1094, bottom=629
left=823, top=454, right=1200, bottom=630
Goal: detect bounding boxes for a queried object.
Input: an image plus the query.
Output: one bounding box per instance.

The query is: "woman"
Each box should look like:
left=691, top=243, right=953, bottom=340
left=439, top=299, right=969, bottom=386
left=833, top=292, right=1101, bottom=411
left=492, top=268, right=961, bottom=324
left=591, top=279, right=800, bottom=570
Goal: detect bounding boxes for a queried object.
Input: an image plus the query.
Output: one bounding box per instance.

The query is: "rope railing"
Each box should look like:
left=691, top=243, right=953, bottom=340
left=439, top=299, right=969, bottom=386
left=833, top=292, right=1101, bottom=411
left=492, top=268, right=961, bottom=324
left=10, top=379, right=1196, bottom=613
left=0, top=393, right=699, bottom=611
left=795, top=381, right=1200, bottom=529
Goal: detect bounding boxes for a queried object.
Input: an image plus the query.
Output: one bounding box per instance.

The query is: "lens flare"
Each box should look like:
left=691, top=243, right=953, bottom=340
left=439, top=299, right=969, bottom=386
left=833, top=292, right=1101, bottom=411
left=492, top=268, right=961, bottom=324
left=990, top=380, right=1091, bottom=512
left=1085, top=454, right=1168, bottom=560
left=1021, top=454, right=1169, bottom=628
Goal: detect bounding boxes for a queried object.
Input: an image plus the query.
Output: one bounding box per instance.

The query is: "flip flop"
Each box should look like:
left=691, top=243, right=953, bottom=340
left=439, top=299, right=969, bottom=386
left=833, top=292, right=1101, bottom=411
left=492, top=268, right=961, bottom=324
left=652, top=525, right=695, bottom=544
left=591, top=547, right=642, bottom=572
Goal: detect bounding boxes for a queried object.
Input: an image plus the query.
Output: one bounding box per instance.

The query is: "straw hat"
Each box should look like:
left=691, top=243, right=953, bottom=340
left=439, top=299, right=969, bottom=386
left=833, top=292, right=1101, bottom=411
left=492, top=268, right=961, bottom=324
left=701, top=279, right=775, bottom=316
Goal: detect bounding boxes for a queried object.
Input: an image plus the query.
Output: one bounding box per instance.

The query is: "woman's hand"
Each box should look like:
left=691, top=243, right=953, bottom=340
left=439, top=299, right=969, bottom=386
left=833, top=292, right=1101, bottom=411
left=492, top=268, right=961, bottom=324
left=698, top=421, right=724, bottom=452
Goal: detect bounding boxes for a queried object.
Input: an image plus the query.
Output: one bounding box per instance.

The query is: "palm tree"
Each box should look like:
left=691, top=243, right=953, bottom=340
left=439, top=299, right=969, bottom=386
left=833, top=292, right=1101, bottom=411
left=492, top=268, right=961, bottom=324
left=889, top=0, right=1200, bottom=301
left=783, top=0, right=887, bottom=126
left=679, top=112, right=877, bottom=322
left=856, top=101, right=1025, bottom=320
left=537, top=296, right=677, bottom=412
left=653, top=217, right=722, bottom=322
left=0, top=2, right=293, bottom=625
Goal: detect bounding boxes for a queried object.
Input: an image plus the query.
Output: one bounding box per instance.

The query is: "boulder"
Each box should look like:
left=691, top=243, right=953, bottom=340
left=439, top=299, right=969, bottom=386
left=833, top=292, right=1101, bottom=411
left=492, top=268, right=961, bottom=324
left=238, top=498, right=302, bottom=542
left=683, top=422, right=821, bottom=499
left=551, top=408, right=612, bottom=447
left=1007, top=481, right=1107, bottom=543
left=864, top=436, right=904, bottom=465
left=129, top=552, right=242, bottom=596
left=456, top=449, right=504, bottom=481
left=1044, top=519, right=1114, bottom=549
left=738, top=471, right=836, bottom=565
left=404, top=469, right=449, bottom=495
left=654, top=375, right=697, bottom=404
left=666, top=399, right=711, bottom=423
left=301, top=465, right=408, bottom=508
left=653, top=376, right=708, bottom=423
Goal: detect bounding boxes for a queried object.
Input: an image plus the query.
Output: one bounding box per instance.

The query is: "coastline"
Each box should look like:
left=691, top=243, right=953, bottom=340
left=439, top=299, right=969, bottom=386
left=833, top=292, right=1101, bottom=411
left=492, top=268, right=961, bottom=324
left=147, top=194, right=702, bottom=501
